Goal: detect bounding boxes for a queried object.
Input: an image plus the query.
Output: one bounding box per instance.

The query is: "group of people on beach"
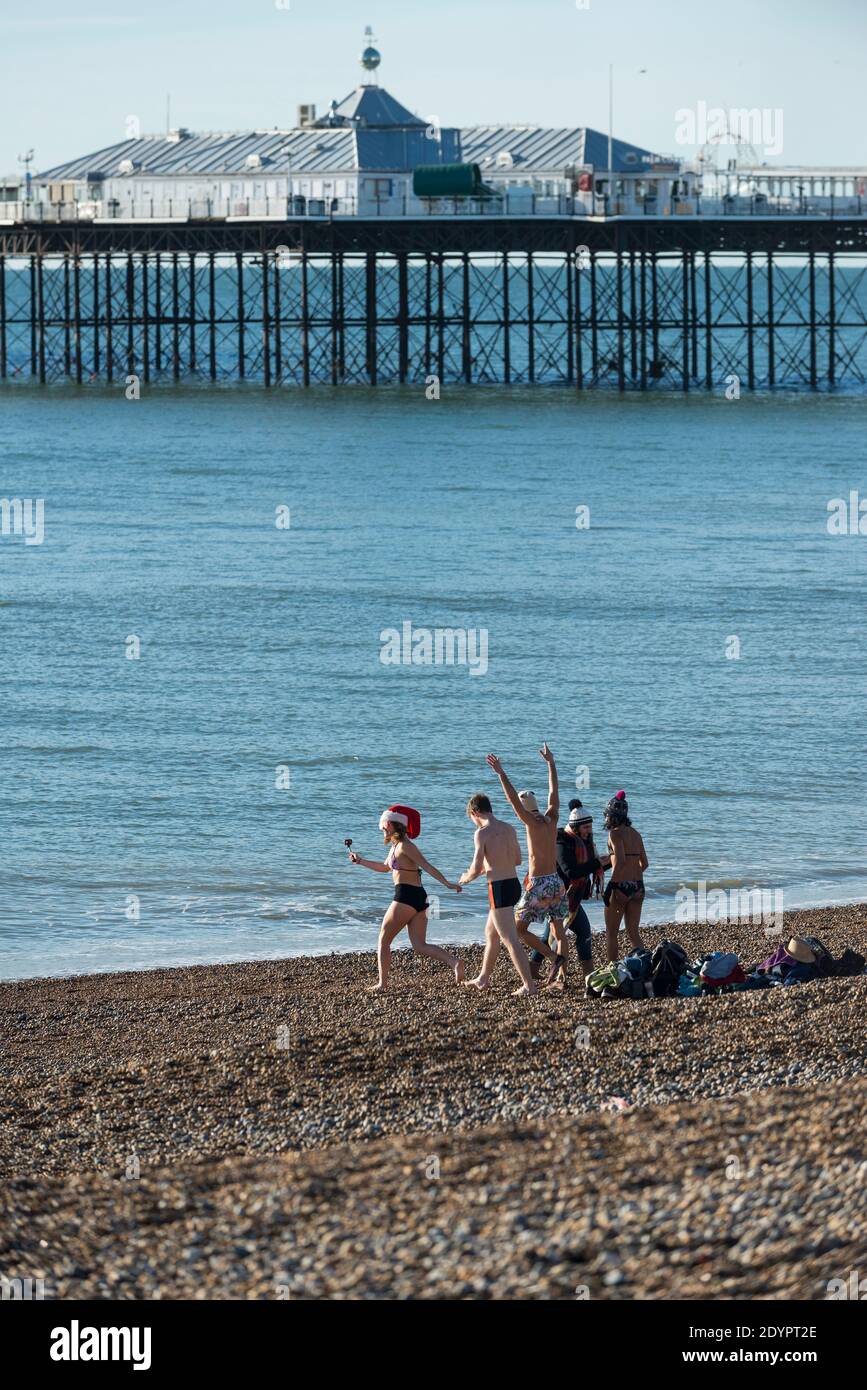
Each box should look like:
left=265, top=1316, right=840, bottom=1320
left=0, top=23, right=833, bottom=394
left=348, top=744, right=649, bottom=995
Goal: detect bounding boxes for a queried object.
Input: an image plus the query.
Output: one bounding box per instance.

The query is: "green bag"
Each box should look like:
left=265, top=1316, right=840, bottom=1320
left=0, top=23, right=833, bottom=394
left=586, top=962, right=619, bottom=997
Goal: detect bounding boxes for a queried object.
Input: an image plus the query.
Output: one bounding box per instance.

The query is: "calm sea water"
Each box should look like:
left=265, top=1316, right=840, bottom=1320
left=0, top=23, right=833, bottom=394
left=1, top=384, right=866, bottom=979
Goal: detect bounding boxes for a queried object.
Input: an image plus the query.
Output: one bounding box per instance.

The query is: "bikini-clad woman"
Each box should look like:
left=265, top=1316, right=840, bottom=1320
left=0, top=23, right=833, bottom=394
left=602, top=790, right=648, bottom=962
left=349, top=804, right=464, bottom=993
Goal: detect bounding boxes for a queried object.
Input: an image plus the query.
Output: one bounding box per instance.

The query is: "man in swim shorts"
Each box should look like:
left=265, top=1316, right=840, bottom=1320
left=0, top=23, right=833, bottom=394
left=459, top=793, right=537, bottom=995
left=486, top=744, right=568, bottom=987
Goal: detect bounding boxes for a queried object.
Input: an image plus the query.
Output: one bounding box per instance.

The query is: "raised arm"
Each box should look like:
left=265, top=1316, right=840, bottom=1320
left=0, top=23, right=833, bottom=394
left=540, top=742, right=559, bottom=822
left=486, top=753, right=534, bottom=826
left=459, top=829, right=487, bottom=885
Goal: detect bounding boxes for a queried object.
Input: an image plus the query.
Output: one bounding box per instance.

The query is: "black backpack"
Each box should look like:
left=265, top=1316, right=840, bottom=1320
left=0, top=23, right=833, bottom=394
left=649, top=940, right=688, bottom=997
left=801, top=935, right=833, bottom=978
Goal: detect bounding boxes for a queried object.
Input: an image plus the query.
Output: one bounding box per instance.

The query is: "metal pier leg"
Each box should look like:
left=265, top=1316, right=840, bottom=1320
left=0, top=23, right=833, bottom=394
left=689, top=251, right=698, bottom=382
left=650, top=252, right=661, bottom=378
left=29, top=255, right=37, bottom=378
left=704, top=251, right=712, bottom=388
left=767, top=252, right=775, bottom=388
left=189, top=253, right=196, bottom=374
left=73, top=251, right=82, bottom=384
left=436, top=254, right=445, bottom=383
left=302, top=250, right=311, bottom=387
left=616, top=245, right=625, bottom=391
left=745, top=249, right=755, bottom=390
left=365, top=251, right=377, bottom=386
left=36, top=253, right=46, bottom=384
left=274, top=252, right=282, bottom=384
left=0, top=254, right=6, bottom=379
left=208, top=253, right=217, bottom=381
left=423, top=254, right=432, bottom=379
left=565, top=249, right=574, bottom=385
left=141, top=254, right=149, bottom=384
left=828, top=249, right=836, bottom=387
left=63, top=254, right=71, bottom=377
left=639, top=250, right=647, bottom=389
left=330, top=250, right=338, bottom=385
left=92, top=252, right=100, bottom=378
left=502, top=252, right=511, bottom=384
left=461, top=251, right=472, bottom=383
left=337, top=252, right=345, bottom=382
left=154, top=254, right=161, bottom=374
left=526, top=252, right=535, bottom=383
left=808, top=247, right=817, bottom=388
left=398, top=252, right=409, bottom=384
left=681, top=249, right=689, bottom=391
left=236, top=252, right=245, bottom=380
left=105, top=254, right=114, bottom=382
left=172, top=253, right=181, bottom=380
left=629, top=250, right=637, bottom=384
left=126, top=253, right=135, bottom=379
left=262, top=249, right=271, bottom=387
left=575, top=249, right=583, bottom=388
left=589, top=251, right=598, bottom=384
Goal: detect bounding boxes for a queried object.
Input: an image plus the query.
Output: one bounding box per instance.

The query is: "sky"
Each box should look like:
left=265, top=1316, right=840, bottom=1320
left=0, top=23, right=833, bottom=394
left=0, top=0, right=864, bottom=174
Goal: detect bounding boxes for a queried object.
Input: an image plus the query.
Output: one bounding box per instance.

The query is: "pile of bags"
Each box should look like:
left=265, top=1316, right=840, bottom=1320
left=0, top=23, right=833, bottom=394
left=586, top=934, right=865, bottom=1002
left=586, top=941, right=687, bottom=1000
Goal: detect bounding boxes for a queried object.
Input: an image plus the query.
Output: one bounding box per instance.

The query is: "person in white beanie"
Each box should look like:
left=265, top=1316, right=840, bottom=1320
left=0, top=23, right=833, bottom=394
left=485, top=744, right=568, bottom=987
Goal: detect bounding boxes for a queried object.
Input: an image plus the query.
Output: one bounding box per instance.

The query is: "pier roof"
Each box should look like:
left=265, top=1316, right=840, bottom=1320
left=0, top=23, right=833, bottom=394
left=462, top=125, right=655, bottom=173
left=317, top=84, right=426, bottom=128
left=38, top=122, right=654, bottom=182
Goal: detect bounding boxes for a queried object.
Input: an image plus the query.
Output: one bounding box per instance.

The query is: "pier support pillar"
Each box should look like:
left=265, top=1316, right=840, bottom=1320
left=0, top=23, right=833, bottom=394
left=365, top=251, right=377, bottom=386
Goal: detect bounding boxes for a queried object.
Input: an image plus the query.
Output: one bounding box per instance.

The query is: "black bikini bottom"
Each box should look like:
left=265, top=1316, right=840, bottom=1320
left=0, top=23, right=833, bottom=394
left=394, top=883, right=428, bottom=912
left=604, top=879, right=645, bottom=906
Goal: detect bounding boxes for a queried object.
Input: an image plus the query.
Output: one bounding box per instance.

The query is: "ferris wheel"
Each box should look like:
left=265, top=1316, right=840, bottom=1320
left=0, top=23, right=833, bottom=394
left=696, top=128, right=761, bottom=196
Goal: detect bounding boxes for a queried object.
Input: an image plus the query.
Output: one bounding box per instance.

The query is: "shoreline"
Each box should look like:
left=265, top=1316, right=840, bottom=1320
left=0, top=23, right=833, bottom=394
left=4, top=896, right=867, bottom=988
left=2, top=901, right=865, bottom=1299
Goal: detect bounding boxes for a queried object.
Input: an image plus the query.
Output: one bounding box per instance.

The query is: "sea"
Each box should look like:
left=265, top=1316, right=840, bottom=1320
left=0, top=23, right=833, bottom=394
left=1, top=383, right=866, bottom=979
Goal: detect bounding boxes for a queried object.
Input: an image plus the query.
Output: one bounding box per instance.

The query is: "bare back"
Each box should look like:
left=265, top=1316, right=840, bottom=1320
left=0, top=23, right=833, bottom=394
left=524, top=814, right=558, bottom=877
left=477, top=816, right=521, bottom=880
left=608, top=825, right=648, bottom=883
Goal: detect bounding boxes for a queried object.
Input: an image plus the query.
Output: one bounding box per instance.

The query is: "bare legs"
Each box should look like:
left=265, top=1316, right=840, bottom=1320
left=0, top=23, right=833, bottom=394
left=467, top=915, right=502, bottom=987
left=467, top=908, right=538, bottom=994
left=371, top=903, right=465, bottom=992
left=407, top=914, right=465, bottom=984
left=517, top=921, right=556, bottom=964
left=603, top=890, right=645, bottom=962
left=371, top=901, right=415, bottom=993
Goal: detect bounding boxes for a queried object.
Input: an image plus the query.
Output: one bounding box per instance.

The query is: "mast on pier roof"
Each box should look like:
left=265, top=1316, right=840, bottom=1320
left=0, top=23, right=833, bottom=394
left=359, top=25, right=381, bottom=86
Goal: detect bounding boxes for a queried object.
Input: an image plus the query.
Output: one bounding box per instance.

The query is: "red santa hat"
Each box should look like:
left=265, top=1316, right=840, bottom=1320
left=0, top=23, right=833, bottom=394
left=378, top=804, right=421, bottom=838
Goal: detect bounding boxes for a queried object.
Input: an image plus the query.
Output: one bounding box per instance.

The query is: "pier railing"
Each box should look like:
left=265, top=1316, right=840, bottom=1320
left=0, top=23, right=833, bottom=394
left=2, top=191, right=865, bottom=225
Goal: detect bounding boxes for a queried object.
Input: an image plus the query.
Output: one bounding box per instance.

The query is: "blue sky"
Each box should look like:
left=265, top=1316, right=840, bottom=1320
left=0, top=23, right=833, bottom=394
left=1, top=0, right=864, bottom=173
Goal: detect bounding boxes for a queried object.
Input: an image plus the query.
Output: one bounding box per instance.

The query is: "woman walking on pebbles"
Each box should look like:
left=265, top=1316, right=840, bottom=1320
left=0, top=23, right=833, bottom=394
left=602, top=790, right=648, bottom=962
left=349, top=804, right=464, bottom=993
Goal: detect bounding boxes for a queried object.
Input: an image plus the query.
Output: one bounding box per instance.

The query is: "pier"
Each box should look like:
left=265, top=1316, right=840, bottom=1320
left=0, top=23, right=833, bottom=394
left=2, top=32, right=866, bottom=392
left=1, top=212, right=865, bottom=390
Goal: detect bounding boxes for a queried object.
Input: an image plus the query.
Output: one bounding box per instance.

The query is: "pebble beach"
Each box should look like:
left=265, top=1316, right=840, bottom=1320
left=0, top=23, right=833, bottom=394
left=2, top=903, right=866, bottom=1300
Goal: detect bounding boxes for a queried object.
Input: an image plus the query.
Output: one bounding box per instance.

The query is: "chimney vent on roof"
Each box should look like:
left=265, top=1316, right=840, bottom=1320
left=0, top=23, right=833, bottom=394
left=298, top=104, right=316, bottom=128
left=166, top=127, right=191, bottom=143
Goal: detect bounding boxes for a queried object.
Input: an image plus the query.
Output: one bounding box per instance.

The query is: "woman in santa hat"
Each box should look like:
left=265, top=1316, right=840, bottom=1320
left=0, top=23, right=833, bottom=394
left=348, top=804, right=464, bottom=992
